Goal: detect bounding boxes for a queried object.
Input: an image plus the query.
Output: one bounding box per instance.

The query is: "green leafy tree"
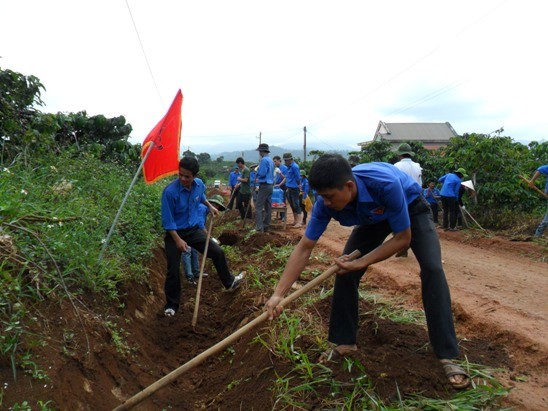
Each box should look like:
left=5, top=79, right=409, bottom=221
left=308, top=150, right=325, bottom=162
left=182, top=149, right=196, bottom=158
left=0, top=67, right=46, bottom=164
left=0, top=67, right=138, bottom=168
left=197, top=152, right=211, bottom=163
left=347, top=153, right=361, bottom=167
left=357, top=140, right=393, bottom=163
left=439, top=133, right=539, bottom=211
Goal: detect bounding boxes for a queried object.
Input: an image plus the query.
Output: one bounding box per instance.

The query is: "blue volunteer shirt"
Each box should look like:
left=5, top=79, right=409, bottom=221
left=229, top=170, right=240, bottom=187
left=423, top=187, right=441, bottom=204
left=285, top=161, right=301, bottom=188
left=301, top=177, right=309, bottom=197
left=257, top=155, right=275, bottom=184
left=197, top=203, right=210, bottom=230
left=438, top=173, right=461, bottom=198
left=161, top=178, right=207, bottom=230
left=277, top=164, right=288, bottom=185
left=305, top=162, right=422, bottom=241
left=538, top=165, right=548, bottom=193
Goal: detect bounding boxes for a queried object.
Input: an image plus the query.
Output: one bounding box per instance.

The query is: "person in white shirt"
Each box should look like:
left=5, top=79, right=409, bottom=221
left=393, top=143, right=422, bottom=257
left=394, top=143, right=422, bottom=186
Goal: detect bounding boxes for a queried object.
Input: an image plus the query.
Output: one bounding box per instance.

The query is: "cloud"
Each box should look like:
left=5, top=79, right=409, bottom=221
left=1, top=0, right=546, bottom=154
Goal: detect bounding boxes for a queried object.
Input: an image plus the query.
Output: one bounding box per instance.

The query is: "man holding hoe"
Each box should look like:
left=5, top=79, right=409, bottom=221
left=161, top=157, right=243, bottom=317
left=265, top=154, right=470, bottom=389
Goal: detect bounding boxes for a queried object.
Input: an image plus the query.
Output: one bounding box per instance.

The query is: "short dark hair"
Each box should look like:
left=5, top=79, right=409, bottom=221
left=236, top=157, right=245, bottom=165
left=179, top=157, right=200, bottom=176
left=309, top=154, right=354, bottom=191
left=273, top=155, right=281, bottom=161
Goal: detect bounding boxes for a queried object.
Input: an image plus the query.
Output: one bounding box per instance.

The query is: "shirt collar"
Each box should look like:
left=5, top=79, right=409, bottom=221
left=178, top=179, right=196, bottom=193
left=354, top=176, right=374, bottom=203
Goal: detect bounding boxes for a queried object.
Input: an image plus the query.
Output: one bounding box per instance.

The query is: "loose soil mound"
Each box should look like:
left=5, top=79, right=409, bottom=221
left=1, top=224, right=544, bottom=410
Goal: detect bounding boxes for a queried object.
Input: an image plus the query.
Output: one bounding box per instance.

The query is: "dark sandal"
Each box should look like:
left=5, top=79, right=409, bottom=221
left=440, top=359, right=471, bottom=389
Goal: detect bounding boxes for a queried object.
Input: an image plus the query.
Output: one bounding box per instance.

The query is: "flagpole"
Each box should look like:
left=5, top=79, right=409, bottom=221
left=98, top=142, right=155, bottom=263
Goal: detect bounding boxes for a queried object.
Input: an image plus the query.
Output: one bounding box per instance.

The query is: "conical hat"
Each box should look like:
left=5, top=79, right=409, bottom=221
left=461, top=180, right=475, bottom=191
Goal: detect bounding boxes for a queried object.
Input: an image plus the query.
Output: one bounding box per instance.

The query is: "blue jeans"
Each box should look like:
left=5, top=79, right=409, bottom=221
left=286, top=187, right=302, bottom=214
left=255, top=183, right=273, bottom=231
left=181, top=247, right=199, bottom=280
left=534, top=203, right=548, bottom=237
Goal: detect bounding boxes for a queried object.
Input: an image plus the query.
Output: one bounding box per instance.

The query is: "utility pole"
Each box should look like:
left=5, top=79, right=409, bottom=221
left=303, top=126, right=307, bottom=162
left=256, top=131, right=262, bottom=161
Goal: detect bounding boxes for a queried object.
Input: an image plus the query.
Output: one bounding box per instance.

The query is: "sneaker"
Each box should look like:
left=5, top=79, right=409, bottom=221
left=164, top=308, right=176, bottom=317
left=447, top=227, right=458, bottom=232
left=194, top=272, right=208, bottom=279
left=187, top=278, right=197, bottom=286
left=226, top=272, right=244, bottom=292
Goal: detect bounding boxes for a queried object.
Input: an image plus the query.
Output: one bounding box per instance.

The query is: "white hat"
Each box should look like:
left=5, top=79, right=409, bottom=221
left=461, top=180, right=475, bottom=191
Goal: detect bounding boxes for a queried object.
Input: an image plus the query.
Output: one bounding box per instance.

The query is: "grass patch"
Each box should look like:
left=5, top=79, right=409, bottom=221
left=251, top=278, right=508, bottom=410
left=359, top=290, right=426, bottom=325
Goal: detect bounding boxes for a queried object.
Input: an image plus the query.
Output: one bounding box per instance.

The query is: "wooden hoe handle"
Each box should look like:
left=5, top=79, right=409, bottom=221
left=112, top=249, right=361, bottom=411
left=519, top=175, right=548, bottom=199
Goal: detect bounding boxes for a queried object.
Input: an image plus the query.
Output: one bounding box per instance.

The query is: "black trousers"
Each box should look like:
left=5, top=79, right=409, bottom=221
left=236, top=192, right=252, bottom=219
left=441, top=196, right=457, bottom=229
left=328, top=197, right=459, bottom=359
left=429, top=202, right=439, bottom=223
left=299, top=193, right=308, bottom=223
left=164, top=227, right=234, bottom=311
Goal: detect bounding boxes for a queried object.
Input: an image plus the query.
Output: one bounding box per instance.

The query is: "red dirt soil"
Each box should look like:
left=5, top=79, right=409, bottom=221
left=1, top=212, right=546, bottom=410
left=317, top=221, right=548, bottom=411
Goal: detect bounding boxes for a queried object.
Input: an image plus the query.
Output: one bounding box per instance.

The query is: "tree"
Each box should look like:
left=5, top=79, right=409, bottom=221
left=308, top=150, right=325, bottom=162
left=347, top=153, right=361, bottom=167
left=197, top=152, right=211, bottom=163
left=0, top=66, right=138, bottom=168
left=216, top=156, right=224, bottom=163
left=439, top=133, right=537, bottom=211
left=357, top=140, right=393, bottom=163
left=1, top=67, right=46, bottom=165
left=182, top=149, right=196, bottom=158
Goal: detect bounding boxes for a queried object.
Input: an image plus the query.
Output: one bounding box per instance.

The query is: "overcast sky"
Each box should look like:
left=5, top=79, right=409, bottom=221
left=1, top=0, right=546, bottom=154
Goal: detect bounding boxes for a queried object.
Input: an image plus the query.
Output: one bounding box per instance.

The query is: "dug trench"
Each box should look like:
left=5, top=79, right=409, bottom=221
left=2, top=210, right=545, bottom=410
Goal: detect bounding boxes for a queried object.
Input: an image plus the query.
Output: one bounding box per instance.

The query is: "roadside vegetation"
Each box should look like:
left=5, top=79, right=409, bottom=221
left=0, top=65, right=544, bottom=409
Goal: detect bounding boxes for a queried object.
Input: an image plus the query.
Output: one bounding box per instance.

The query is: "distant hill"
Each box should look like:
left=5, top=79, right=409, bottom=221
left=211, top=146, right=352, bottom=163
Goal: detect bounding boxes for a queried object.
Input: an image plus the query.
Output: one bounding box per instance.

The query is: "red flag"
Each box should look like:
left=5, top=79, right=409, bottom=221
left=141, top=90, right=183, bottom=184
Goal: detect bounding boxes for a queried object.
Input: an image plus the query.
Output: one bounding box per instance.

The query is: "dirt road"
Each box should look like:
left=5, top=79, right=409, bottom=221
left=317, top=222, right=548, bottom=410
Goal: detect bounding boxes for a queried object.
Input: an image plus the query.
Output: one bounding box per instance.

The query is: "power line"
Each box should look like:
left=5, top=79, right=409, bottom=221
left=304, top=130, right=340, bottom=152
left=309, top=0, right=509, bottom=128
left=125, top=1, right=508, bottom=146
left=386, top=78, right=469, bottom=116
left=124, top=0, right=164, bottom=109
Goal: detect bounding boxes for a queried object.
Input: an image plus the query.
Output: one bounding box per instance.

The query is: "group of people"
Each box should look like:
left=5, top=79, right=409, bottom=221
left=227, top=143, right=312, bottom=233
left=159, top=144, right=314, bottom=316
left=393, top=143, right=470, bottom=232
left=158, top=145, right=547, bottom=393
